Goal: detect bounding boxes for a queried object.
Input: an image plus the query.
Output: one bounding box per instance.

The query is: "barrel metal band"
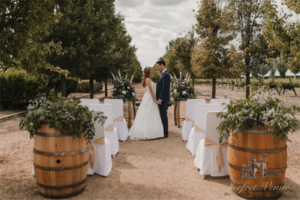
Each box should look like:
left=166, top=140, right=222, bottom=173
left=228, top=143, right=287, bottom=153
left=230, top=180, right=285, bottom=191
left=233, top=190, right=282, bottom=199
left=35, top=132, right=73, bottom=137
left=38, top=187, right=85, bottom=199
left=228, top=162, right=287, bottom=173
left=231, top=128, right=280, bottom=134
left=34, top=160, right=88, bottom=171
left=33, top=146, right=89, bottom=157
left=37, top=178, right=86, bottom=189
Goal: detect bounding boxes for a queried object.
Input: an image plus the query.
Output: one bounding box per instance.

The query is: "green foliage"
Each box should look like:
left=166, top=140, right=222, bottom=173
left=0, top=69, right=45, bottom=109
left=77, top=80, right=103, bottom=93
left=277, top=65, right=288, bottom=78
left=171, top=72, right=197, bottom=101
left=19, top=90, right=107, bottom=144
left=164, top=31, right=197, bottom=79
left=111, top=71, right=138, bottom=103
left=263, top=1, right=300, bottom=75
left=0, top=0, right=70, bottom=74
left=217, top=87, right=300, bottom=143
left=47, top=76, right=78, bottom=96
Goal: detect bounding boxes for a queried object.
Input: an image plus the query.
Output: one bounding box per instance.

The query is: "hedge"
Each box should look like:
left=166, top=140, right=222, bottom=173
left=0, top=69, right=43, bottom=110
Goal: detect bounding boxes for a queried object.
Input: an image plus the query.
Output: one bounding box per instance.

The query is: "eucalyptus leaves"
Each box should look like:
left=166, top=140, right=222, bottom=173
left=217, top=87, right=300, bottom=143
left=19, top=89, right=107, bottom=143
left=171, top=71, right=196, bottom=101
left=111, top=70, right=138, bottom=103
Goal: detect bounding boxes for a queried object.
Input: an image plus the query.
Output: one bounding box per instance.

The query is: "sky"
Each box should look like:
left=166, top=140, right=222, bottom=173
left=115, top=0, right=299, bottom=69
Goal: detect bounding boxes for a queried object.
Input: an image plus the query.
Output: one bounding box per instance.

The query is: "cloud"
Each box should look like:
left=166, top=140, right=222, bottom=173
left=115, top=0, right=146, bottom=8
left=115, top=0, right=198, bottom=68
left=148, top=0, right=185, bottom=7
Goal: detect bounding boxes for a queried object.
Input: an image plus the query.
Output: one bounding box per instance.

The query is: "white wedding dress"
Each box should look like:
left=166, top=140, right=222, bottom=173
left=129, top=81, right=164, bottom=140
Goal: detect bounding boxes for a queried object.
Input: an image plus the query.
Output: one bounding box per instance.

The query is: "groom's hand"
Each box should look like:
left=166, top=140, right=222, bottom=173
left=157, top=100, right=162, bottom=105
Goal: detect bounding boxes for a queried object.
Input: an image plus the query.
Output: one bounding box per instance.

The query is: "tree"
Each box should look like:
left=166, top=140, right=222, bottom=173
left=278, top=64, right=288, bottom=78
left=0, top=0, right=70, bottom=74
left=45, top=0, right=123, bottom=98
left=226, top=0, right=271, bottom=98
left=191, top=0, right=235, bottom=99
left=263, top=1, right=300, bottom=77
left=166, top=32, right=197, bottom=83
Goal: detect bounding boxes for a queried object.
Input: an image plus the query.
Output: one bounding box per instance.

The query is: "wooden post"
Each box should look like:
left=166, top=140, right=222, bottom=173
left=128, top=101, right=132, bottom=128
left=177, top=101, right=181, bottom=128
left=174, top=102, right=177, bottom=126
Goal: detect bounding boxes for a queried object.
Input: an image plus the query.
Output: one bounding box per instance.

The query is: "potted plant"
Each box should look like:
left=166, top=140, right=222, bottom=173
left=217, top=86, right=299, bottom=199
left=19, top=89, right=106, bottom=198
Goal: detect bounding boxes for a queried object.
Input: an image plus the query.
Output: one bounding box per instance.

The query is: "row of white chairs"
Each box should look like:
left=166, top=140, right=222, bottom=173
left=79, top=99, right=129, bottom=176
left=32, top=99, right=129, bottom=177
left=182, top=99, right=230, bottom=179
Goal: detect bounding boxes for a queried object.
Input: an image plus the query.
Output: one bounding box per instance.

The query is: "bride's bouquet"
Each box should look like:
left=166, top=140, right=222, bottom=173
left=111, top=70, right=138, bottom=103
left=171, top=71, right=196, bottom=101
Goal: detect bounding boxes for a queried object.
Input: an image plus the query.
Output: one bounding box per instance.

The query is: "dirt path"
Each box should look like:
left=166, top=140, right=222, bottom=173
left=0, top=95, right=300, bottom=199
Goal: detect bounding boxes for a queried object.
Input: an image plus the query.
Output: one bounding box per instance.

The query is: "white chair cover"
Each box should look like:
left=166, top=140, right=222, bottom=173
left=186, top=104, right=222, bottom=157
left=194, top=112, right=229, bottom=178
left=89, top=104, right=119, bottom=157
left=79, top=99, right=100, bottom=105
left=182, top=99, right=206, bottom=141
left=87, top=110, right=112, bottom=176
left=104, top=99, right=128, bottom=142
left=210, top=99, right=230, bottom=111
left=87, top=138, right=112, bottom=176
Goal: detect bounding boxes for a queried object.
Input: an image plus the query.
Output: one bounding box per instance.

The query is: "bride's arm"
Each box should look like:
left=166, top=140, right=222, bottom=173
left=146, top=78, right=157, bottom=102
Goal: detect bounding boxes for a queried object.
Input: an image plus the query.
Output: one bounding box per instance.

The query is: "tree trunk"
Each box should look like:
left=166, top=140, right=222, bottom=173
left=192, top=78, right=195, bottom=87
left=90, top=78, right=94, bottom=99
left=105, top=80, right=108, bottom=97
left=246, top=72, right=250, bottom=98
left=60, top=74, right=66, bottom=98
left=212, top=78, right=216, bottom=99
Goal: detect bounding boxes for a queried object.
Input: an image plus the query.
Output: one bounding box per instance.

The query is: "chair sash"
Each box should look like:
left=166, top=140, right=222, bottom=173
left=88, top=135, right=105, bottom=169
left=194, top=124, right=205, bottom=133
left=114, top=115, right=124, bottom=122
left=185, top=116, right=193, bottom=122
left=104, top=122, right=115, bottom=132
left=204, top=138, right=228, bottom=172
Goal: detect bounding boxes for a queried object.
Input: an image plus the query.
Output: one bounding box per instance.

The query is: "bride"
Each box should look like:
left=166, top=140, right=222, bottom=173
left=129, top=67, right=164, bottom=140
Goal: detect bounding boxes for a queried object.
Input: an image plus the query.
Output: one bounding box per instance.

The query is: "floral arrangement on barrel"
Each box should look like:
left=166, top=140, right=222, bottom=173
left=111, top=70, right=138, bottom=103
left=171, top=71, right=197, bottom=101
left=217, top=85, right=300, bottom=143
left=19, top=89, right=107, bottom=143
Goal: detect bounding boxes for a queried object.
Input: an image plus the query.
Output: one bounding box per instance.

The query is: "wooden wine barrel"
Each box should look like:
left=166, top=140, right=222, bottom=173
left=228, top=125, right=287, bottom=199
left=33, top=123, right=89, bottom=199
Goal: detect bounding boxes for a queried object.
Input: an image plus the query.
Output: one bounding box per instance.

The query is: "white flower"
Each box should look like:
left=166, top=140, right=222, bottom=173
left=122, top=91, right=127, bottom=95
left=182, top=91, right=187, bottom=95
left=174, top=89, right=177, bottom=93
left=132, top=92, right=135, bottom=96
left=127, top=86, right=130, bottom=89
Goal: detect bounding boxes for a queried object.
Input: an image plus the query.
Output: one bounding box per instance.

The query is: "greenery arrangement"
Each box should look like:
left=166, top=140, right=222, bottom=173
left=19, top=89, right=107, bottom=144
left=171, top=72, right=197, bottom=101
left=111, top=70, right=138, bottom=103
left=217, top=86, right=300, bottom=143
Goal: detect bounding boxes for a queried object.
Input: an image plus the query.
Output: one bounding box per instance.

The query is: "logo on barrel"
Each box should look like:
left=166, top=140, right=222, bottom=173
left=238, top=155, right=275, bottom=180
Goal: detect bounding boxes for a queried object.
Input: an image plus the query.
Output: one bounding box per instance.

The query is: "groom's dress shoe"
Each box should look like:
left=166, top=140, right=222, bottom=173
left=164, top=135, right=168, bottom=138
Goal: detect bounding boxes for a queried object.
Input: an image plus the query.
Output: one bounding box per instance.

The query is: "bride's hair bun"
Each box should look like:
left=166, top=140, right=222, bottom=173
left=142, top=67, right=151, bottom=88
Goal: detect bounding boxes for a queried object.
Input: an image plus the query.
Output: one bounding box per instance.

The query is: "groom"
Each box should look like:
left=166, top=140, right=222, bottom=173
left=156, top=60, right=170, bottom=138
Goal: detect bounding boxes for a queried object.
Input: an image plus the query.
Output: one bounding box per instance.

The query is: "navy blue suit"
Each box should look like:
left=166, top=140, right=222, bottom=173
left=156, top=70, right=170, bottom=136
